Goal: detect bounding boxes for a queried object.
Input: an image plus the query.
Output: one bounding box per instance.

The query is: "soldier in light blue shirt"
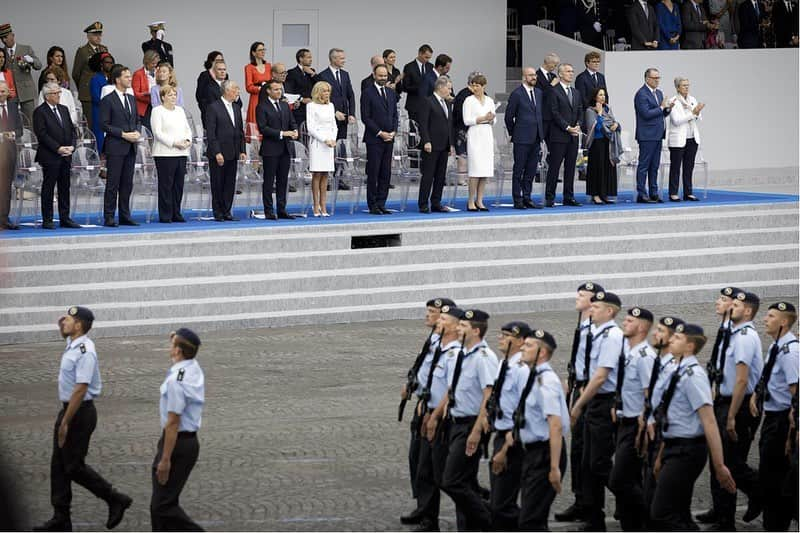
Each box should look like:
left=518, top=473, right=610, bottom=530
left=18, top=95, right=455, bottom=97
left=609, top=306, right=656, bottom=531
left=34, top=307, right=132, bottom=533
left=750, top=301, right=799, bottom=531
left=650, top=323, right=735, bottom=530
left=151, top=328, right=205, bottom=531
left=711, top=290, right=763, bottom=529
left=569, top=290, right=623, bottom=530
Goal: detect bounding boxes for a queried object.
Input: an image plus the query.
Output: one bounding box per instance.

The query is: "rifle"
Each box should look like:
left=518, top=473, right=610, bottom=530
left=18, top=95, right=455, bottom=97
left=511, top=348, right=541, bottom=445
left=613, top=336, right=627, bottom=419
left=638, top=346, right=662, bottom=455
left=753, top=326, right=783, bottom=422
left=398, top=324, right=436, bottom=422
left=447, top=334, right=468, bottom=410
left=566, top=312, right=582, bottom=407
left=706, top=309, right=731, bottom=394
left=415, top=342, right=445, bottom=434
left=485, top=342, right=514, bottom=430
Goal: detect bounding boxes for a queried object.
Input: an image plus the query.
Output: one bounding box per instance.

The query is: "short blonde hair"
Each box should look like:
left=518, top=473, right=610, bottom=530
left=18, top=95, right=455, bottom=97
left=159, top=84, right=177, bottom=99
left=311, top=81, right=331, bottom=104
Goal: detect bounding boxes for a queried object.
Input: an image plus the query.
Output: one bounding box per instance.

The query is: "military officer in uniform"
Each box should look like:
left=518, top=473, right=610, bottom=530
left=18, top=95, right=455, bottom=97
left=609, top=307, right=656, bottom=531
left=709, top=290, right=763, bottom=530
left=415, top=304, right=462, bottom=532
left=649, top=323, right=736, bottom=530
left=569, top=290, right=623, bottom=531
left=749, top=301, right=798, bottom=531
left=142, top=22, right=174, bottom=67
left=486, top=321, right=531, bottom=530
left=72, top=22, right=107, bottom=128
left=400, top=297, right=453, bottom=526
left=556, top=281, right=603, bottom=524
left=428, top=309, right=497, bottom=531
left=34, top=307, right=132, bottom=532
left=151, top=328, right=205, bottom=531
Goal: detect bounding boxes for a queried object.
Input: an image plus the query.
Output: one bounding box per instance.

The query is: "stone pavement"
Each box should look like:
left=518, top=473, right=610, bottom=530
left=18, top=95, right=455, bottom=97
left=1, top=299, right=796, bottom=531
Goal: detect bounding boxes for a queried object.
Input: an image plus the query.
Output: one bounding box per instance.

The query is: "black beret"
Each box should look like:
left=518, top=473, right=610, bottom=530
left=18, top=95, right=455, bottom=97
left=67, top=306, right=94, bottom=323
left=591, top=291, right=621, bottom=307
left=501, top=321, right=532, bottom=338
left=675, top=323, right=704, bottom=336
left=659, top=316, right=685, bottom=330
left=769, top=301, right=797, bottom=313
left=174, top=327, right=201, bottom=348
left=628, top=307, right=654, bottom=322
left=427, top=297, right=456, bottom=309
left=526, top=328, right=557, bottom=351
left=462, top=309, right=490, bottom=322
left=577, top=281, right=604, bottom=294
left=735, top=291, right=760, bottom=306
left=440, top=305, right=464, bottom=319
left=720, top=286, right=743, bottom=298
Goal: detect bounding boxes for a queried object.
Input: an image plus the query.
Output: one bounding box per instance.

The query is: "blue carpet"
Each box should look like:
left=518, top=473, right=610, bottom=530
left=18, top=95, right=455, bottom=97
left=2, top=189, right=797, bottom=240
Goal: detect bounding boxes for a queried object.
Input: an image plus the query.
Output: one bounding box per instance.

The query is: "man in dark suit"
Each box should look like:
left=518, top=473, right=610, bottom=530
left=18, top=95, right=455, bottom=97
left=284, top=48, right=316, bottom=127
left=737, top=0, right=765, bottom=48
left=505, top=67, right=544, bottom=210
left=33, top=83, right=80, bottom=229
left=545, top=63, right=582, bottom=208
left=772, top=0, right=799, bottom=47
left=634, top=68, right=673, bottom=203
left=206, top=80, right=246, bottom=221
left=417, top=75, right=454, bottom=213
left=575, top=51, right=608, bottom=112
left=0, top=80, right=23, bottom=229
left=682, top=0, right=713, bottom=49
left=360, top=55, right=385, bottom=93
left=141, top=22, right=174, bottom=66
left=628, top=0, right=660, bottom=49
left=257, top=80, right=299, bottom=220
left=99, top=64, right=141, bottom=227
left=360, top=65, right=398, bottom=215
left=315, top=48, right=357, bottom=140
left=402, top=44, right=434, bottom=122
left=420, top=54, right=452, bottom=99
left=196, top=60, right=227, bottom=129
left=534, top=52, right=561, bottom=150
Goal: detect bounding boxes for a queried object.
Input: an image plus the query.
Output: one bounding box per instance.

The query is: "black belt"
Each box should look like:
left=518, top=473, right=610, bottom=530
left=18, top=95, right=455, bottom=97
left=177, top=431, right=197, bottom=439
left=594, top=392, right=615, bottom=400
left=495, top=429, right=510, bottom=437
left=451, top=415, right=477, bottom=425
left=620, top=416, right=639, bottom=426
left=62, top=399, right=94, bottom=408
left=663, top=436, right=705, bottom=446
left=715, top=394, right=753, bottom=404
left=524, top=440, right=549, bottom=451
left=765, top=409, right=791, bottom=418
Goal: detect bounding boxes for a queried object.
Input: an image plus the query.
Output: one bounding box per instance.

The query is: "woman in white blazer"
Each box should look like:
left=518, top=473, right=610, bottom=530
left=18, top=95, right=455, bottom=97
left=306, top=81, right=338, bottom=217
left=667, top=76, right=704, bottom=201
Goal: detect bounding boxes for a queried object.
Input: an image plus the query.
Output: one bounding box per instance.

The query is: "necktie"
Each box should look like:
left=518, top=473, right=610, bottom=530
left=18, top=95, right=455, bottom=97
left=567, top=87, right=573, bottom=104
left=335, top=70, right=341, bottom=86
left=696, top=2, right=702, bottom=16
left=529, top=89, right=536, bottom=108
left=380, top=87, right=386, bottom=103
left=420, top=63, right=424, bottom=76
left=642, top=2, right=649, bottom=18
left=0, top=104, right=7, bottom=124
left=124, top=95, right=131, bottom=116
left=52, top=106, right=63, bottom=127
left=273, top=100, right=281, bottom=114
left=592, top=73, right=598, bottom=86
left=754, top=1, right=760, bottom=16
left=440, top=97, right=448, bottom=117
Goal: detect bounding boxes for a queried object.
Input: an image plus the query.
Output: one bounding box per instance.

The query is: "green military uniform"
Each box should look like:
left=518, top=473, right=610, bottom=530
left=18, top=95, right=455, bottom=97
left=72, top=21, right=107, bottom=128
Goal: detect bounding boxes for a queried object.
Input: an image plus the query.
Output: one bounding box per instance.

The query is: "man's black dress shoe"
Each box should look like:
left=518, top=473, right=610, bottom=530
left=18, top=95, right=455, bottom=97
left=419, top=206, right=430, bottom=213
left=636, top=196, right=654, bottom=204
left=379, top=207, right=392, bottom=214
left=42, top=220, right=56, bottom=229
left=223, top=214, right=239, bottom=221
left=119, top=218, right=139, bottom=226
left=277, top=211, right=295, bottom=220
left=172, top=214, right=186, bottom=222
left=60, top=219, right=81, bottom=228
left=513, top=202, right=526, bottom=209
left=369, top=208, right=383, bottom=215
left=564, top=198, right=582, bottom=207
left=400, top=508, right=425, bottom=525
left=103, top=218, right=118, bottom=227
left=649, top=195, right=664, bottom=203
left=264, top=212, right=278, bottom=220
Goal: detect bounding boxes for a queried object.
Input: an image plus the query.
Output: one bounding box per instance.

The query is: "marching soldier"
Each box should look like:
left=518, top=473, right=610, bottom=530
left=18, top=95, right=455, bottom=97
left=569, top=290, right=623, bottom=531
left=428, top=309, right=497, bottom=531
left=151, top=328, right=205, bottom=531
left=72, top=22, right=107, bottom=128
left=649, top=323, right=736, bottom=530
left=34, top=307, right=132, bottom=532
left=708, top=290, right=764, bottom=530
left=749, top=301, right=798, bottom=531
left=485, top=321, right=531, bottom=530
left=400, top=297, right=453, bottom=526
left=556, top=281, right=603, bottom=523
left=609, top=307, right=656, bottom=531
left=415, top=304, right=463, bottom=532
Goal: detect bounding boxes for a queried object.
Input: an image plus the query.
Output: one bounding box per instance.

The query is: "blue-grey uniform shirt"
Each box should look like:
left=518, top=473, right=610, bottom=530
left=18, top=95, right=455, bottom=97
left=416, top=333, right=441, bottom=397
left=648, top=352, right=677, bottom=425
left=620, top=340, right=656, bottom=418
left=427, top=339, right=460, bottom=409
left=575, top=317, right=592, bottom=381
left=662, top=356, right=712, bottom=439
left=494, top=351, right=523, bottom=431
left=720, top=321, right=763, bottom=396
left=764, top=332, right=799, bottom=412
left=518, top=361, right=570, bottom=444
left=58, top=335, right=102, bottom=402
left=446, top=340, right=499, bottom=418
left=160, top=359, right=205, bottom=432
left=589, top=320, right=624, bottom=394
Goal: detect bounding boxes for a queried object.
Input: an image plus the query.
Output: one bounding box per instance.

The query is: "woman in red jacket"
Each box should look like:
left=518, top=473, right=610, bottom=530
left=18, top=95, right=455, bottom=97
left=244, top=41, right=271, bottom=142
left=0, top=48, right=17, bottom=100
left=132, top=49, right=161, bottom=129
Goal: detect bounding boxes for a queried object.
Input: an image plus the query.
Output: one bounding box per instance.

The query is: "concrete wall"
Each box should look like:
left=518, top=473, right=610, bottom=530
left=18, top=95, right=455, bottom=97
left=3, top=0, right=505, bottom=122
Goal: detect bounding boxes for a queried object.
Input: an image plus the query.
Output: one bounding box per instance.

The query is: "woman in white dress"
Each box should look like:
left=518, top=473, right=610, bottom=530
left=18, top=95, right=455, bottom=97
left=306, top=81, right=337, bottom=216
left=461, top=74, right=496, bottom=211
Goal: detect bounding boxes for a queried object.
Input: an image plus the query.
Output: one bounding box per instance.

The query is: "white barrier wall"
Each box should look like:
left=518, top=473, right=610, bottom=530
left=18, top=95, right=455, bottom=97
left=3, top=0, right=505, bottom=123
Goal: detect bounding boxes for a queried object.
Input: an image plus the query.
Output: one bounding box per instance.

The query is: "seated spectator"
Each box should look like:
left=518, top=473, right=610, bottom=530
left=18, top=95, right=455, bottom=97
left=0, top=49, right=17, bottom=100
left=656, top=0, right=683, bottom=49
left=38, top=46, right=70, bottom=92
left=150, top=61, right=183, bottom=108
left=89, top=52, right=114, bottom=152
left=132, top=50, right=160, bottom=129
left=667, top=76, right=704, bottom=202
left=150, top=85, right=192, bottom=223
left=37, top=66, right=78, bottom=124
left=584, top=87, right=620, bottom=205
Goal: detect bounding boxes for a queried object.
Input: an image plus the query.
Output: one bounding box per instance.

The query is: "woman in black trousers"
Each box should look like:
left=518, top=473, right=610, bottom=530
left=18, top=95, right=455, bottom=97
left=584, top=87, right=621, bottom=204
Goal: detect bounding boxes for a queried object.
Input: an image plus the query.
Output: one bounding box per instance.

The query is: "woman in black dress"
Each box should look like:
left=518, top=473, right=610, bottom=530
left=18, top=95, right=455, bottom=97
left=584, top=87, right=620, bottom=204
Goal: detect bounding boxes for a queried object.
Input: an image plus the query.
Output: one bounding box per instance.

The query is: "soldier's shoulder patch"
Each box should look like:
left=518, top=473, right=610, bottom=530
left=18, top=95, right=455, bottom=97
left=639, top=347, right=648, bottom=357
left=79, top=343, right=86, bottom=354
left=537, top=376, right=543, bottom=386
left=740, top=328, right=749, bottom=335
left=177, top=369, right=185, bottom=382
left=686, top=367, right=694, bottom=376
left=603, top=329, right=611, bottom=338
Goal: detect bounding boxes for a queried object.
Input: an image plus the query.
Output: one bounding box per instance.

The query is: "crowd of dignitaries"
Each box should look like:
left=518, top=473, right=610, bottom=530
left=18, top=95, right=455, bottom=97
left=398, top=288, right=798, bottom=531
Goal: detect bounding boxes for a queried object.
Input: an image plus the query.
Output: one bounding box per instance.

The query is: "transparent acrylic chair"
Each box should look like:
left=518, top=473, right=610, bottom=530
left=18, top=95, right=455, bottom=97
left=11, top=147, right=43, bottom=226
left=70, top=146, right=106, bottom=224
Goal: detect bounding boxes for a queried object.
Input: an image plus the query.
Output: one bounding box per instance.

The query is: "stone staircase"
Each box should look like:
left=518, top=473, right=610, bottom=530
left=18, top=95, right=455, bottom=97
left=0, top=202, right=797, bottom=344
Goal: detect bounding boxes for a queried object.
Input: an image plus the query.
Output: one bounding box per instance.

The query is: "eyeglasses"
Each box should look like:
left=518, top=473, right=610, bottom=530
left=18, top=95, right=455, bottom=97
left=648, top=76, right=661, bottom=80
left=47, top=91, right=61, bottom=95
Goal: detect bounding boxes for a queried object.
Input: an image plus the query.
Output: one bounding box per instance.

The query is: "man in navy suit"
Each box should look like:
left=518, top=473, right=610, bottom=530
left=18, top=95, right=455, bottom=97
left=206, top=80, right=246, bottom=221
left=402, top=44, right=434, bottom=122
left=574, top=52, right=607, bottom=113
left=100, top=64, right=141, bottom=227
left=634, top=68, right=673, bottom=203
left=360, top=64, right=398, bottom=215
left=315, top=48, right=356, bottom=140
left=33, top=82, right=80, bottom=229
left=0, top=80, right=23, bottom=229
left=505, top=67, right=544, bottom=209
left=257, top=79, right=299, bottom=220
left=420, top=54, right=452, bottom=99
left=417, top=75, right=454, bottom=213
left=534, top=52, right=560, bottom=150
left=545, top=63, right=583, bottom=208
left=737, top=0, right=765, bottom=48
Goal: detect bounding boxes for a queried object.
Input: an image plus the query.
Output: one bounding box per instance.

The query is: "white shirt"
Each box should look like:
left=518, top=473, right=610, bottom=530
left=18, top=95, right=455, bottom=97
left=221, top=97, right=236, bottom=125
left=416, top=59, right=425, bottom=74
left=115, top=89, right=129, bottom=109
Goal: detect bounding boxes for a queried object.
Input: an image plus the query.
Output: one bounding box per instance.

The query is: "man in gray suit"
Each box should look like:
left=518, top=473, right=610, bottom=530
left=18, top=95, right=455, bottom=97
left=0, top=23, right=42, bottom=124
left=627, top=1, right=660, bottom=50
left=682, top=0, right=718, bottom=49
